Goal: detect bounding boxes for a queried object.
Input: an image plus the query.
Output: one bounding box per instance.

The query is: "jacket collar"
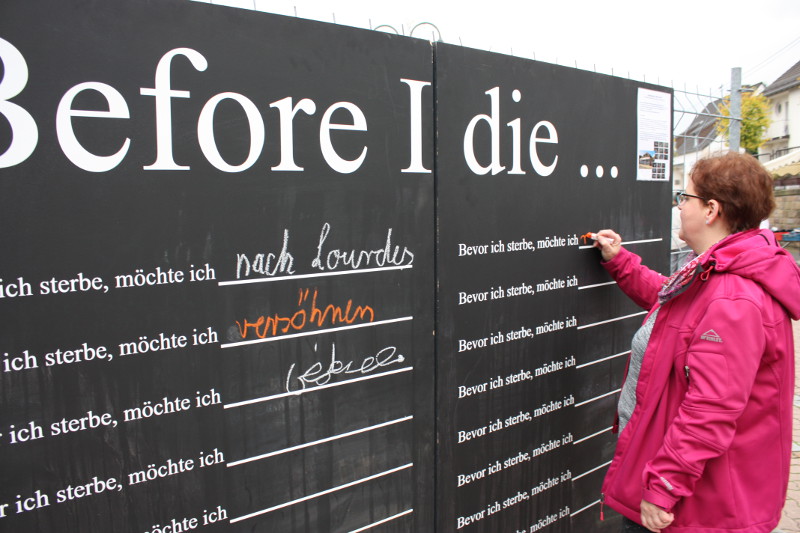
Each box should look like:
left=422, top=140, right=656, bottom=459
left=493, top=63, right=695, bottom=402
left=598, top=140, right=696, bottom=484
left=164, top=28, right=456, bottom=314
left=702, top=229, right=800, bottom=319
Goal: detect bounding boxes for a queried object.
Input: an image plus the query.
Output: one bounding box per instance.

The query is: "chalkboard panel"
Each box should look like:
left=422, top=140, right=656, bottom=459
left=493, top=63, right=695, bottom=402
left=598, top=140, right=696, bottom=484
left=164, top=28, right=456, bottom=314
left=0, top=1, right=434, bottom=532
left=434, top=44, right=671, bottom=532
left=1, top=2, right=675, bottom=531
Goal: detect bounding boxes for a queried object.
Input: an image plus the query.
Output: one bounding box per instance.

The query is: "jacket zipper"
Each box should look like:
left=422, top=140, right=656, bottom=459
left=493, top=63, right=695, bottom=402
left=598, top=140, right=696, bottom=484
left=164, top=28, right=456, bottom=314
left=600, top=493, right=605, bottom=520
left=684, top=365, right=690, bottom=382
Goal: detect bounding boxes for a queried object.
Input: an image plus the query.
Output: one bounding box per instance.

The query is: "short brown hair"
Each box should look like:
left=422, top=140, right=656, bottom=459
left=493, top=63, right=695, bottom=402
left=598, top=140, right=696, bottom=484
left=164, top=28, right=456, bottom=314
left=690, top=152, right=775, bottom=232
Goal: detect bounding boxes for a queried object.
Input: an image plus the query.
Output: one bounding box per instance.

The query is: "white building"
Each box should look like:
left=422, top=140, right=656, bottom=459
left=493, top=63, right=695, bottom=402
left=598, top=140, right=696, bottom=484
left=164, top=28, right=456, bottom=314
left=760, top=59, right=800, bottom=163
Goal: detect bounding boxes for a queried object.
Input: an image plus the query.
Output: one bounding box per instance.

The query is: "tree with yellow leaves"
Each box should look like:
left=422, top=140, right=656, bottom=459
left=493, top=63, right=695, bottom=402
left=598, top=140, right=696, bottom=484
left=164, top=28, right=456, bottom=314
left=716, top=91, right=772, bottom=154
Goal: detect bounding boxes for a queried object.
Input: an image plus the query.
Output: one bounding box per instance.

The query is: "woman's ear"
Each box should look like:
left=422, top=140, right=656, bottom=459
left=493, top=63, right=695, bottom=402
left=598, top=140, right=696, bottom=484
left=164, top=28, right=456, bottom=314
left=706, top=200, right=720, bottom=217
left=706, top=199, right=722, bottom=224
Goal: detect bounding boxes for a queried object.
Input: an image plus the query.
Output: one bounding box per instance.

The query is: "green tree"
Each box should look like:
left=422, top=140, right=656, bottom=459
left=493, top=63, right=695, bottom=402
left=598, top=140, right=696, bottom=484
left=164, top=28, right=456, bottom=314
left=716, top=92, right=772, bottom=154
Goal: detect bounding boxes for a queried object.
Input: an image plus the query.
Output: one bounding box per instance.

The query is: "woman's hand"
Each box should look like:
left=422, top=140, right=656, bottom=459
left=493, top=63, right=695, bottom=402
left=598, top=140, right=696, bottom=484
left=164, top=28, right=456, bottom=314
left=592, top=229, right=622, bottom=262
left=640, top=499, right=674, bottom=532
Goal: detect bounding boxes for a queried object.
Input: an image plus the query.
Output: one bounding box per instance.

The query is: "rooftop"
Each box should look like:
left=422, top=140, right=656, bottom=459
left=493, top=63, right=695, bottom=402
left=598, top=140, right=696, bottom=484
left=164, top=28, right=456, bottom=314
left=764, top=59, right=800, bottom=97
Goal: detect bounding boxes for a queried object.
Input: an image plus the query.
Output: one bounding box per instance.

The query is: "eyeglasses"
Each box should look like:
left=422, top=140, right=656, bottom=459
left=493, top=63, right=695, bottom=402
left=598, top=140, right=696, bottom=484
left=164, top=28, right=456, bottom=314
left=674, top=191, right=706, bottom=206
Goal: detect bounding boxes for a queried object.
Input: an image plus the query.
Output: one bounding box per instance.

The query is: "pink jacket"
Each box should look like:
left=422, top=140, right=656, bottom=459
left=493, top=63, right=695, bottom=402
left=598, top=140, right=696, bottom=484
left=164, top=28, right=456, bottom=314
left=600, top=229, right=800, bottom=532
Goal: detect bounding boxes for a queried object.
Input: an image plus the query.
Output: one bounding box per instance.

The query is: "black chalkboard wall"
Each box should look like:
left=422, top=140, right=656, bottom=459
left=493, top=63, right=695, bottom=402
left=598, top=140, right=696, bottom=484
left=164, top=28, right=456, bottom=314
left=0, top=1, right=670, bottom=532
left=0, top=1, right=435, bottom=532
left=435, top=45, right=670, bottom=532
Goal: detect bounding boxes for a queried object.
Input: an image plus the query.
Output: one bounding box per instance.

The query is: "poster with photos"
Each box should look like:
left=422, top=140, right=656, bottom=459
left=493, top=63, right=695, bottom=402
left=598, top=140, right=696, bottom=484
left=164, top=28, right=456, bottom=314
left=636, top=88, right=672, bottom=181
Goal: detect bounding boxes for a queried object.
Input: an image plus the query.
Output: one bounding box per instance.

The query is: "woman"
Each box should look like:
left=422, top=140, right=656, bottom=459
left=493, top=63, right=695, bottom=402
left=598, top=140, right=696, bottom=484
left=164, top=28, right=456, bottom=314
left=593, top=152, right=800, bottom=533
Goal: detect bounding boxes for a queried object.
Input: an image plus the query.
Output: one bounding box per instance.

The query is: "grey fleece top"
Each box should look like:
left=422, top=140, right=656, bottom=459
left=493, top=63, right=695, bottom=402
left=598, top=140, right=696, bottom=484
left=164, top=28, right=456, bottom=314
left=618, top=308, right=659, bottom=433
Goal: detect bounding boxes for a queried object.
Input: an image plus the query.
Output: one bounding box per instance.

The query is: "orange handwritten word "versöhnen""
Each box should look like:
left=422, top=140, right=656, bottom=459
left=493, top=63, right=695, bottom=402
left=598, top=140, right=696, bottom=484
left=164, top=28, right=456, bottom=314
left=236, top=288, right=375, bottom=340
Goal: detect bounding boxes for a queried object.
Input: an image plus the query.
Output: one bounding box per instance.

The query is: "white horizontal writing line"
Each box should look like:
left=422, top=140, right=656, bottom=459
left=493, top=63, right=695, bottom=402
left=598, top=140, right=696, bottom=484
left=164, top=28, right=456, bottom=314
left=228, top=416, right=413, bottom=467
left=576, top=350, right=631, bottom=369
left=573, top=426, right=614, bottom=445
left=229, top=463, right=414, bottom=523
left=348, top=509, right=414, bottom=533
left=221, top=316, right=414, bottom=349
left=577, top=311, right=647, bottom=330
left=224, top=367, right=414, bottom=409
left=571, top=499, right=601, bottom=517
left=574, top=388, right=622, bottom=408
left=578, top=237, right=663, bottom=250
left=219, top=265, right=413, bottom=286
left=572, top=460, right=612, bottom=481
left=623, top=238, right=663, bottom=245
left=578, top=280, right=617, bottom=290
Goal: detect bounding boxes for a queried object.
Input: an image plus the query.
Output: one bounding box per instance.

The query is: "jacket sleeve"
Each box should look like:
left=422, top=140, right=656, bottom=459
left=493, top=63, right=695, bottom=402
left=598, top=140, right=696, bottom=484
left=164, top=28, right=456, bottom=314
left=602, top=247, right=666, bottom=310
left=640, top=296, right=765, bottom=510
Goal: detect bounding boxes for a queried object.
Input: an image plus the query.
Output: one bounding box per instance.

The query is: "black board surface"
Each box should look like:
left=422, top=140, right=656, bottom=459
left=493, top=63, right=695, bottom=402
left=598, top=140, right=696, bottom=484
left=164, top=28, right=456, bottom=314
left=1, top=2, right=675, bottom=532
left=434, top=44, right=671, bottom=533
left=0, top=1, right=435, bottom=531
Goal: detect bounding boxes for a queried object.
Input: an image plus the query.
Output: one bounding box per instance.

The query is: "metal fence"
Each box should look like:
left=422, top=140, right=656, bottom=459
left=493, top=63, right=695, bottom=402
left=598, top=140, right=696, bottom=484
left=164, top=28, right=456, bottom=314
left=669, top=69, right=744, bottom=271
left=672, top=69, right=742, bottom=190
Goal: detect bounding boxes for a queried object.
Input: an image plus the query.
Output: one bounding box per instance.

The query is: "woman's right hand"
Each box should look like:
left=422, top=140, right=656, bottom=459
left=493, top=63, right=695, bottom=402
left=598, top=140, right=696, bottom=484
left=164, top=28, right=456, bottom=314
left=593, top=229, right=622, bottom=262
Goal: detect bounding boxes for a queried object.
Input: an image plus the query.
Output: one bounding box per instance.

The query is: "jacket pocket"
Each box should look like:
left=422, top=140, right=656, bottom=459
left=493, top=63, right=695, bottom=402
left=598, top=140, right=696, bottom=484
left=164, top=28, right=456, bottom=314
left=686, top=351, right=729, bottom=400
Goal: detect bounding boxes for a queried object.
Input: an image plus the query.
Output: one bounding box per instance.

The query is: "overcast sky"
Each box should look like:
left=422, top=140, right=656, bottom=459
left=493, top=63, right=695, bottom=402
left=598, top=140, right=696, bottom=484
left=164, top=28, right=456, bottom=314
left=196, top=0, right=799, bottom=95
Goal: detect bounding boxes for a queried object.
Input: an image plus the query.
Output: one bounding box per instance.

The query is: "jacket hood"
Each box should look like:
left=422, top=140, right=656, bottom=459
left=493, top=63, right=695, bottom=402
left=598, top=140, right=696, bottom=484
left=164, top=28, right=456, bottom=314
left=705, top=229, right=800, bottom=319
